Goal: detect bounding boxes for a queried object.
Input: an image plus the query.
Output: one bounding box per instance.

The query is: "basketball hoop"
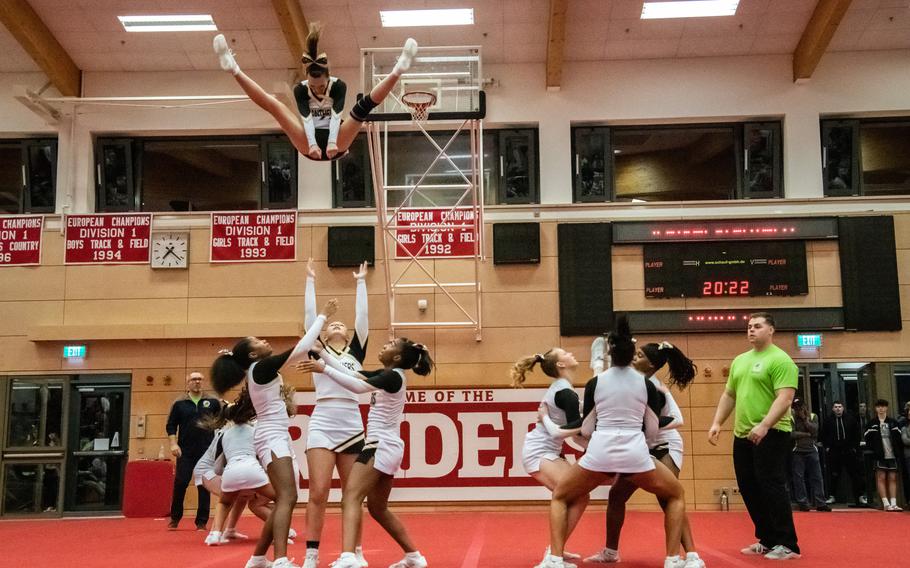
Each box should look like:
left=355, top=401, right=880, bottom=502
left=401, top=90, right=437, bottom=123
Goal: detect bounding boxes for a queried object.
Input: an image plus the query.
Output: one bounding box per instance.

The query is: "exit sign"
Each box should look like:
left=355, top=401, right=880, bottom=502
left=797, top=333, right=822, bottom=349
left=63, top=345, right=86, bottom=358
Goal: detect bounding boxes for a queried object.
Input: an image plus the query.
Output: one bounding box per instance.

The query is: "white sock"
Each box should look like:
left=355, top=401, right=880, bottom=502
left=250, top=556, right=267, bottom=562
left=666, top=555, right=680, bottom=561
left=405, top=551, right=422, bottom=558
left=606, top=547, right=618, bottom=554
left=889, top=497, right=897, bottom=507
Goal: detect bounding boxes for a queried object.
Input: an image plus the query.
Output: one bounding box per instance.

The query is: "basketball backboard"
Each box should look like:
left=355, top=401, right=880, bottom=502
left=360, top=45, right=485, bottom=121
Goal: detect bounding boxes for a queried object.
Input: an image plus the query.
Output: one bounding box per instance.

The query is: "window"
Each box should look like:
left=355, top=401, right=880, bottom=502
left=571, top=122, right=783, bottom=202
left=332, top=128, right=540, bottom=207
left=6, top=380, right=64, bottom=449
left=821, top=118, right=910, bottom=197
left=94, top=135, right=297, bottom=212
left=0, top=139, right=57, bottom=214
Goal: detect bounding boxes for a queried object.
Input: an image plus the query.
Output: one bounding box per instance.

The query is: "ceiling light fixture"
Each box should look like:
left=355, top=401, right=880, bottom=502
left=118, top=14, right=217, bottom=32
left=380, top=9, right=474, bottom=27
left=641, top=1, right=740, bottom=19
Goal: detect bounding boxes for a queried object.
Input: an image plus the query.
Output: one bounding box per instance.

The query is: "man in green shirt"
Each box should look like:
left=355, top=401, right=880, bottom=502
left=708, top=312, right=800, bottom=560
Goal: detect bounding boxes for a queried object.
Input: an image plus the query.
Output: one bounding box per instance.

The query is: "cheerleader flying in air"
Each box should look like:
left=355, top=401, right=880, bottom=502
left=297, top=337, right=434, bottom=568
left=211, top=298, right=339, bottom=568
left=213, top=24, right=417, bottom=161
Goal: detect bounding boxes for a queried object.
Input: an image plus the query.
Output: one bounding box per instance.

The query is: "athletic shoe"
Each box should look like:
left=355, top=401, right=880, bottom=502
left=825, top=495, right=835, bottom=504
left=272, top=558, right=301, bottom=568
left=683, top=553, right=706, bottom=568
left=224, top=529, right=249, bottom=540
left=331, top=553, right=361, bottom=568
left=816, top=504, right=832, bottom=512
left=392, top=38, right=418, bottom=75
left=584, top=548, right=620, bottom=563
left=302, top=549, right=318, bottom=568
left=204, top=531, right=222, bottom=546
left=289, top=528, right=298, bottom=540
left=213, top=34, right=239, bottom=75
left=887, top=504, right=904, bottom=511
left=388, top=552, right=428, bottom=568
left=764, top=545, right=801, bottom=560
left=167, top=519, right=178, bottom=530
left=355, top=545, right=369, bottom=567
left=741, top=543, right=770, bottom=555
left=796, top=503, right=810, bottom=512
left=859, top=495, right=868, bottom=505
left=663, top=557, right=686, bottom=568
left=544, top=546, right=580, bottom=561
left=245, top=557, right=273, bottom=568
left=534, top=556, right=574, bottom=568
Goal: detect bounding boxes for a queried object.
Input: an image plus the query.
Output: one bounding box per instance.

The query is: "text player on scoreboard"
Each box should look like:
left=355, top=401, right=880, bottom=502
left=300, top=258, right=370, bottom=568
left=213, top=24, right=417, bottom=161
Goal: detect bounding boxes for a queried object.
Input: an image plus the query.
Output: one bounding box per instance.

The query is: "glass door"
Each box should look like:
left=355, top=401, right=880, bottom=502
left=64, top=384, right=130, bottom=512
left=1, top=378, right=66, bottom=516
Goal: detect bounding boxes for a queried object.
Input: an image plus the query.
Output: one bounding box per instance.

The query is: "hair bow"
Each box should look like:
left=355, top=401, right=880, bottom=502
left=534, top=353, right=545, bottom=363
left=301, top=53, right=329, bottom=67
left=218, top=348, right=233, bottom=356
left=658, top=341, right=673, bottom=350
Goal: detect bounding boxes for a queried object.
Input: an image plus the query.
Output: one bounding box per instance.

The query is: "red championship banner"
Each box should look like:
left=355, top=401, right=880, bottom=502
left=210, top=210, right=297, bottom=263
left=64, top=213, right=151, bottom=265
left=0, top=215, right=43, bottom=266
left=291, top=388, right=609, bottom=502
left=395, top=207, right=477, bottom=259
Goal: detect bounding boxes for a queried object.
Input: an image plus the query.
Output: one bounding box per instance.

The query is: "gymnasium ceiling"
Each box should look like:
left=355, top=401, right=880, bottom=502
left=1, top=0, right=909, bottom=92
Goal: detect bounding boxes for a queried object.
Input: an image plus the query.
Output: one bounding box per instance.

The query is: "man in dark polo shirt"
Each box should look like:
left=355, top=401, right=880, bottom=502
left=166, top=371, right=221, bottom=530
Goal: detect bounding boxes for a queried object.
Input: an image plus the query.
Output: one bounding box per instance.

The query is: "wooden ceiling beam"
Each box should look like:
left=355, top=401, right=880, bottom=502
left=271, top=0, right=309, bottom=66
left=793, top=0, right=853, bottom=82
left=546, top=0, right=568, bottom=90
left=0, top=0, right=81, bottom=96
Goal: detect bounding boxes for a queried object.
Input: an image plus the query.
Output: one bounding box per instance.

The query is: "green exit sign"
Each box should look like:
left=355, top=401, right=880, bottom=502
left=797, top=334, right=822, bottom=349
left=63, top=345, right=86, bottom=358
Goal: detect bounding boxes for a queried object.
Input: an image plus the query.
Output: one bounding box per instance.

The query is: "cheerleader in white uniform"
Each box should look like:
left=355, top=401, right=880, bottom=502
left=511, top=349, right=586, bottom=563
left=589, top=342, right=704, bottom=567
left=538, top=317, right=697, bottom=568
left=211, top=299, right=339, bottom=568
left=213, top=24, right=418, bottom=162
left=196, top=391, right=295, bottom=546
left=297, top=338, right=433, bottom=568
left=302, top=258, right=370, bottom=568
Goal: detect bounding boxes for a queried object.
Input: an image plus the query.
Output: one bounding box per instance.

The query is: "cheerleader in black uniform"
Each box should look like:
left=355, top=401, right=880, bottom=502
left=213, top=24, right=416, bottom=161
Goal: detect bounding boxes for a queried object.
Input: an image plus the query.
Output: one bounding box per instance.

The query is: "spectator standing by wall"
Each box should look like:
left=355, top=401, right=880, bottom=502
left=790, top=399, right=830, bottom=512
left=166, top=371, right=222, bottom=530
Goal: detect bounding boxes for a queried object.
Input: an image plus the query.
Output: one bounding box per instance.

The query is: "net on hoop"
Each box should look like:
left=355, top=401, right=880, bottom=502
left=401, top=91, right=437, bottom=123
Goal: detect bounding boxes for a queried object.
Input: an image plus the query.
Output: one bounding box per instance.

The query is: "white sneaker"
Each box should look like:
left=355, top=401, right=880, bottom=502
left=543, top=546, right=579, bottom=562
left=272, top=559, right=301, bottom=568
left=584, top=548, right=620, bottom=563
left=303, top=549, right=318, bottom=568
left=741, top=542, right=770, bottom=555
left=859, top=495, right=868, bottom=505
left=534, top=555, right=573, bottom=568
left=683, top=553, right=706, bottom=568
left=764, top=545, right=801, bottom=560
left=213, top=34, right=239, bottom=75
left=288, top=528, right=298, bottom=540
left=388, top=552, right=428, bottom=568
left=663, top=557, right=686, bottom=568
left=392, top=38, right=418, bottom=75
left=332, top=553, right=361, bottom=568
left=204, top=531, right=222, bottom=546
left=245, top=557, right=273, bottom=568
left=825, top=495, right=835, bottom=504
left=355, top=546, right=369, bottom=567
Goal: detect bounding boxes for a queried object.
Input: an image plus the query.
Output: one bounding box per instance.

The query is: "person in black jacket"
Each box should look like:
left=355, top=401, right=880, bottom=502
left=863, top=399, right=904, bottom=511
left=166, top=371, right=222, bottom=529
left=822, top=401, right=865, bottom=507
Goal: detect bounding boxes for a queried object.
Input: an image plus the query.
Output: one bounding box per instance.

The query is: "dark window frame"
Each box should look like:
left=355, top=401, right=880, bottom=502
left=332, top=127, right=541, bottom=208
left=570, top=121, right=784, bottom=203
left=94, top=134, right=298, bottom=213
left=820, top=117, right=910, bottom=197
left=0, top=138, right=57, bottom=214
